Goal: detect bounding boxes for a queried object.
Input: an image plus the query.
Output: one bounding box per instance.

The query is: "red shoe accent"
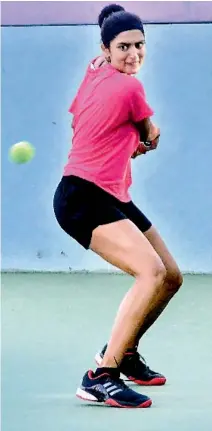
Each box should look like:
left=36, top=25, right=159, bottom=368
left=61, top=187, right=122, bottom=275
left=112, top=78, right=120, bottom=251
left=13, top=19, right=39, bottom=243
left=105, top=398, right=152, bottom=408
left=88, top=370, right=111, bottom=380
left=128, top=376, right=166, bottom=386
left=124, top=352, right=135, bottom=356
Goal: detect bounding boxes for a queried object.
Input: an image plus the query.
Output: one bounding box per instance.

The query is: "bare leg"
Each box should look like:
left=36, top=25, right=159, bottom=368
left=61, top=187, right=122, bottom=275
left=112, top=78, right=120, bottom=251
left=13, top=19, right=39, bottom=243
left=127, top=226, right=183, bottom=348
left=90, top=220, right=166, bottom=367
left=135, top=279, right=178, bottom=343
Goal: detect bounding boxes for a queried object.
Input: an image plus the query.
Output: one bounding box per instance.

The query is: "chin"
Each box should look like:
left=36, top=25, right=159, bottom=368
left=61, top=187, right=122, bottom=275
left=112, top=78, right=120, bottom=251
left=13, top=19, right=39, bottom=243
left=131, top=67, right=140, bottom=75
left=126, top=66, right=141, bottom=75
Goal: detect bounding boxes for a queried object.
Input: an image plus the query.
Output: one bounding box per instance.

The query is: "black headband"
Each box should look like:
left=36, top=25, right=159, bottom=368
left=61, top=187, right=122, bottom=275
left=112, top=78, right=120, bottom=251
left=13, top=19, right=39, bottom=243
left=101, top=11, right=145, bottom=47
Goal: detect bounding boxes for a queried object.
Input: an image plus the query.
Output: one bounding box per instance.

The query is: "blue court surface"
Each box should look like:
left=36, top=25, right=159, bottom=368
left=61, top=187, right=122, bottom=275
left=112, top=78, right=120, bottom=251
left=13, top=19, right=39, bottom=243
left=1, top=273, right=212, bottom=431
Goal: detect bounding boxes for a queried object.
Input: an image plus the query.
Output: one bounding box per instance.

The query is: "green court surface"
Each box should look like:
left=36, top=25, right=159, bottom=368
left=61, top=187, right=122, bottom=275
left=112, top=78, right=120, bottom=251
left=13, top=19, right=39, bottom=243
left=1, top=273, right=212, bottom=431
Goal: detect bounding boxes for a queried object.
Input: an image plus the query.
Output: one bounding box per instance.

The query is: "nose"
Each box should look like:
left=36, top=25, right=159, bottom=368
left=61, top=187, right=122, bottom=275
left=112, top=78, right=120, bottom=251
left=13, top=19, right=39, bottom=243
left=128, top=45, right=139, bottom=60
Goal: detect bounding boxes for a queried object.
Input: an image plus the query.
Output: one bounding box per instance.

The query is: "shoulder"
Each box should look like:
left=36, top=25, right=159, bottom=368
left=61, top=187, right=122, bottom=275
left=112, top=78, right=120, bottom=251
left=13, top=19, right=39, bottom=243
left=123, top=75, right=145, bottom=94
left=108, top=70, right=144, bottom=90
left=115, top=75, right=146, bottom=104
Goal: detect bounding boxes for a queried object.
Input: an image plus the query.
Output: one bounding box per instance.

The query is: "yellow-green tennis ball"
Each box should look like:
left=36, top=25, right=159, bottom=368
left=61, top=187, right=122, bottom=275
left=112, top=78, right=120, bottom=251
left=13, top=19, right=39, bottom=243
left=9, top=141, right=35, bottom=164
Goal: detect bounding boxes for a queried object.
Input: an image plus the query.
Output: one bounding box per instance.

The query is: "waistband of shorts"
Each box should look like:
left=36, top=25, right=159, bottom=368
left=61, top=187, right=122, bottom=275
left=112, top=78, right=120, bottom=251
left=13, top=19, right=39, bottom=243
left=62, top=175, right=94, bottom=187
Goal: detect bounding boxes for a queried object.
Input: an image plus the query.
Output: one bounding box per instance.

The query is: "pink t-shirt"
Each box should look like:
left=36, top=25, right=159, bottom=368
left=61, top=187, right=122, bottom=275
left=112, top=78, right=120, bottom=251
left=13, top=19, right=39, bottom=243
left=63, top=60, right=154, bottom=202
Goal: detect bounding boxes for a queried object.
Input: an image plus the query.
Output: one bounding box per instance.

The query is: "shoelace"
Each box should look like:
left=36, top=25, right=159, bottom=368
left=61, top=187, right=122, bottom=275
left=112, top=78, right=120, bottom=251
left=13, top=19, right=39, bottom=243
left=112, top=376, right=129, bottom=390
left=128, top=351, right=151, bottom=372
left=106, top=370, right=129, bottom=390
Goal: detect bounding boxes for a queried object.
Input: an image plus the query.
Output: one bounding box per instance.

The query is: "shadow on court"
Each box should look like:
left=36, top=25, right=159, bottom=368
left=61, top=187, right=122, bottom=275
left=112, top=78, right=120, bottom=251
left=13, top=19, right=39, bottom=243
left=1, top=273, right=212, bottom=431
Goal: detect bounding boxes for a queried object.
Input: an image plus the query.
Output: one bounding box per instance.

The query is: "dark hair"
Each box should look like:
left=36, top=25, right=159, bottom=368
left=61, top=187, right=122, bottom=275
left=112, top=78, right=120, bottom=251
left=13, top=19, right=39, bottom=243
left=98, top=4, right=145, bottom=48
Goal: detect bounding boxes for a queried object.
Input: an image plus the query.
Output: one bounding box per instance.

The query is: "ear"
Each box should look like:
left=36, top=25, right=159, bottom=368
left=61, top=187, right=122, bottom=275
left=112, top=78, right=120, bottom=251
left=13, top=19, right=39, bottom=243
left=101, top=43, right=110, bottom=59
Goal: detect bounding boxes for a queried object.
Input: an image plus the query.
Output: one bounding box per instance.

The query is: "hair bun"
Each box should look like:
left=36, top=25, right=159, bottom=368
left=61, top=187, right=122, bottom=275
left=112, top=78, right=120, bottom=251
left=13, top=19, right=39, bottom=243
left=98, top=4, right=125, bottom=28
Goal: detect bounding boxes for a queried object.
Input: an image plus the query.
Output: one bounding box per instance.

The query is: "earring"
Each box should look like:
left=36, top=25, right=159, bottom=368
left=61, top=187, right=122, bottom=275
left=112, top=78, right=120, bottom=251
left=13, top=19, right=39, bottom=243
left=106, top=56, right=111, bottom=63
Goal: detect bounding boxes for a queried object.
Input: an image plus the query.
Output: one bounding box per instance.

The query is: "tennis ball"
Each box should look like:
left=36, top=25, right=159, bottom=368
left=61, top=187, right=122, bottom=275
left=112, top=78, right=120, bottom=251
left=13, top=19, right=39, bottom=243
left=9, top=141, right=35, bottom=164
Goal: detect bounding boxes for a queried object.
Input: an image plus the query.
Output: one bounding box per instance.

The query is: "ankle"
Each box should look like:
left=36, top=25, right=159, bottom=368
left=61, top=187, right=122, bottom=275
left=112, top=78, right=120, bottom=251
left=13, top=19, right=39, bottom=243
left=94, top=367, right=120, bottom=379
left=100, top=357, right=119, bottom=368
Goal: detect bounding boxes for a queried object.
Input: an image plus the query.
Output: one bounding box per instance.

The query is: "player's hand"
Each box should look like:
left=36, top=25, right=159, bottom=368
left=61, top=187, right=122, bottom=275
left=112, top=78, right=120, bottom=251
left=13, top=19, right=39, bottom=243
left=131, top=142, right=148, bottom=159
left=131, top=136, right=160, bottom=159
left=146, top=134, right=160, bottom=150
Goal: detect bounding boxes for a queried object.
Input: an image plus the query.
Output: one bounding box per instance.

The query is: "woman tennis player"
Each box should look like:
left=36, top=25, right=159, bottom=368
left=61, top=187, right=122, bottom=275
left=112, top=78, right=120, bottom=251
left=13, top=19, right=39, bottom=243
left=53, top=4, right=183, bottom=408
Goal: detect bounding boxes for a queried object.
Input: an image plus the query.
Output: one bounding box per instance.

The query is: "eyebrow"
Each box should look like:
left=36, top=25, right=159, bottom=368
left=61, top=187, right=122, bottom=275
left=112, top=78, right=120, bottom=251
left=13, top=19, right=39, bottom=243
left=117, top=40, right=145, bottom=46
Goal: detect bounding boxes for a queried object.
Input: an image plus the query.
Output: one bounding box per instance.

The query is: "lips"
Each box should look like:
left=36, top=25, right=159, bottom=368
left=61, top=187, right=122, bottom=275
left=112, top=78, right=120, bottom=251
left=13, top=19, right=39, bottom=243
left=126, top=62, right=140, bottom=66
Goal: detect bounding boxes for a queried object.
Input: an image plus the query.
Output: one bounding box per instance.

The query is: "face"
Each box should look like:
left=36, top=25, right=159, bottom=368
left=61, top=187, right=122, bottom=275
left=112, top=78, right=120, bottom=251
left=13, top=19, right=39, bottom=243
left=103, top=29, right=146, bottom=75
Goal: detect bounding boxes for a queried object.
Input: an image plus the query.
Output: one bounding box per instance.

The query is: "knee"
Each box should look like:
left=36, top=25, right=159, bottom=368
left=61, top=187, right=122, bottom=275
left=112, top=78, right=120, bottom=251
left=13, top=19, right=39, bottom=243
left=139, top=257, right=167, bottom=288
left=166, top=269, right=183, bottom=294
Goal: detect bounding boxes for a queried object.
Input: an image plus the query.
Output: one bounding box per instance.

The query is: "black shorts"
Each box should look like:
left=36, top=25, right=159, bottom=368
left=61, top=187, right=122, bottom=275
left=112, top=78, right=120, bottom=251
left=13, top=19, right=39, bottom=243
left=53, top=176, right=152, bottom=249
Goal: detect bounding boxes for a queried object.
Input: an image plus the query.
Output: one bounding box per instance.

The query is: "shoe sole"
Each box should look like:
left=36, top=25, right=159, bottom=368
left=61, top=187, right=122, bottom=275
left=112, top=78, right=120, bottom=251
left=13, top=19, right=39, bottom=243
left=95, top=353, right=166, bottom=386
left=127, top=376, right=166, bottom=386
left=76, top=388, right=152, bottom=408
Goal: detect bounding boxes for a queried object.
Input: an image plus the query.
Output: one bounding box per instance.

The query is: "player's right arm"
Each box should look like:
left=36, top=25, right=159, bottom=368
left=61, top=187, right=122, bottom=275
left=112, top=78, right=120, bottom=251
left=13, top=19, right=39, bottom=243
left=129, top=80, right=160, bottom=150
left=135, top=118, right=160, bottom=144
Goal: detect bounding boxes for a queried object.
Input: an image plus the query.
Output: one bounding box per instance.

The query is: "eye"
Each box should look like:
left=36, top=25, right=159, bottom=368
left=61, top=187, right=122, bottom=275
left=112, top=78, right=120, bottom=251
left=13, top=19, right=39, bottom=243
left=135, top=41, right=145, bottom=49
left=119, top=44, right=128, bottom=52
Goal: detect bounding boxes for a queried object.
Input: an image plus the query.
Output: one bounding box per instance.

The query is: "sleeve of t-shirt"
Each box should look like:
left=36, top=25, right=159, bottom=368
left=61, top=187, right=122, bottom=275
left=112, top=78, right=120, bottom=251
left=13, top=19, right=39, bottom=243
left=68, top=61, right=94, bottom=114
left=68, top=97, right=77, bottom=129
left=129, top=79, right=154, bottom=123
left=68, top=97, right=77, bottom=114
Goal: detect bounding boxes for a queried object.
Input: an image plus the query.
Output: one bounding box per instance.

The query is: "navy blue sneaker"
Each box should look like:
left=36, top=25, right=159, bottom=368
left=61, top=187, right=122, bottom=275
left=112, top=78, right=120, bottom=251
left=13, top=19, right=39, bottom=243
left=76, top=368, right=152, bottom=408
left=95, top=345, right=166, bottom=386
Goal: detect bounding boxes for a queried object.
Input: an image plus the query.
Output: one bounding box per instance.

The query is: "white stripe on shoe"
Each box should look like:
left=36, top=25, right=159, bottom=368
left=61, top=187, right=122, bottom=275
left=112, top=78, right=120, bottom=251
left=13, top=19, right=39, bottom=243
left=107, top=385, right=117, bottom=391
left=103, top=383, right=122, bottom=395
left=103, top=382, right=112, bottom=388
left=110, top=388, right=122, bottom=396
left=76, top=384, right=122, bottom=403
